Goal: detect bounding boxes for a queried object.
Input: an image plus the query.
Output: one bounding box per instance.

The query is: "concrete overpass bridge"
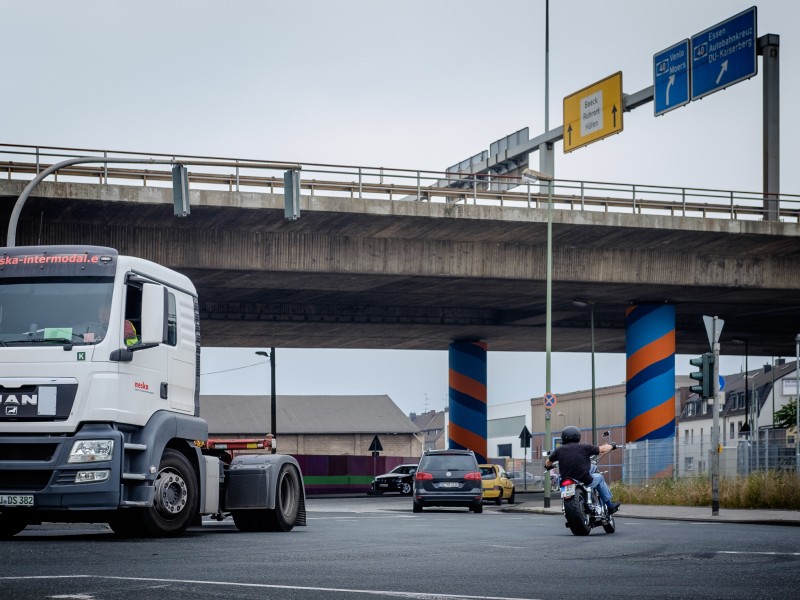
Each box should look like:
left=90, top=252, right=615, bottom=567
left=1, top=144, right=800, bottom=358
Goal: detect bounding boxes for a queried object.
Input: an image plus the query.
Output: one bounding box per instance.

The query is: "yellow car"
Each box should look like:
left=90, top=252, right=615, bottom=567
left=479, top=464, right=515, bottom=505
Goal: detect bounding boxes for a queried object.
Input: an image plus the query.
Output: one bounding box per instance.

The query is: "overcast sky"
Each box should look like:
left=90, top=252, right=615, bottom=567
left=2, top=1, right=796, bottom=415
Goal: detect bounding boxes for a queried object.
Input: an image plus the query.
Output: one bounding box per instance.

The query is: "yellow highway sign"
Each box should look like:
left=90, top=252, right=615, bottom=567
left=563, top=71, right=623, bottom=153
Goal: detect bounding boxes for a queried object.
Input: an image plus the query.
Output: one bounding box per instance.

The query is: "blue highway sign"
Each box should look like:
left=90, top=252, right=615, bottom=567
left=654, top=39, right=690, bottom=116
left=691, top=6, right=757, bottom=101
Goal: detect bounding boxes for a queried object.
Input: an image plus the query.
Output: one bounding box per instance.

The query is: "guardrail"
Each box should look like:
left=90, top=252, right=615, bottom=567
left=1, top=143, right=798, bottom=222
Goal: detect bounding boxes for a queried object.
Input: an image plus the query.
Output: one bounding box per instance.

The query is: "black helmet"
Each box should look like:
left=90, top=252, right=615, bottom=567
left=561, top=426, right=581, bottom=444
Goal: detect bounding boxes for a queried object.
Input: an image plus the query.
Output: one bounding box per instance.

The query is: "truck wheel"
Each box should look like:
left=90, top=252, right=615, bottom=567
left=139, top=449, right=198, bottom=537
left=232, top=463, right=301, bottom=533
left=0, top=511, right=27, bottom=538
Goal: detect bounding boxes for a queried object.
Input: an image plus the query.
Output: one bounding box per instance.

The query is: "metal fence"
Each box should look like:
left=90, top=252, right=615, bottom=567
left=508, top=429, right=799, bottom=488
left=623, top=429, right=798, bottom=484
left=2, top=143, right=799, bottom=223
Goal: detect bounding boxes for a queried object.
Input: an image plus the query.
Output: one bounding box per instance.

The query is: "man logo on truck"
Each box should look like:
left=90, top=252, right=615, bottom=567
left=1, top=394, right=36, bottom=407
left=5, top=406, right=18, bottom=416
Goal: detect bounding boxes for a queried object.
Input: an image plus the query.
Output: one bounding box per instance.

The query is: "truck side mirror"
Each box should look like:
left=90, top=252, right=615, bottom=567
left=141, top=283, right=167, bottom=345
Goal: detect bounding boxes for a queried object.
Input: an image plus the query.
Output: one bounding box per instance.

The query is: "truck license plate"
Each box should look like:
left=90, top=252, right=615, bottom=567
left=0, top=494, right=34, bottom=507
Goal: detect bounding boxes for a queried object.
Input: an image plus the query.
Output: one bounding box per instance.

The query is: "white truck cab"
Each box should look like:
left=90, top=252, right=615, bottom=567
left=0, top=245, right=305, bottom=537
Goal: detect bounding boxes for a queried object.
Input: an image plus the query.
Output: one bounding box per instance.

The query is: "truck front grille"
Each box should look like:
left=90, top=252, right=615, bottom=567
left=0, top=443, right=59, bottom=461
left=0, top=470, right=53, bottom=492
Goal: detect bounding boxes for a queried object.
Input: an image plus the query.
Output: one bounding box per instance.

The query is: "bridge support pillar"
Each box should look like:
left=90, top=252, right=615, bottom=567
left=448, top=341, right=487, bottom=463
left=625, top=304, right=676, bottom=480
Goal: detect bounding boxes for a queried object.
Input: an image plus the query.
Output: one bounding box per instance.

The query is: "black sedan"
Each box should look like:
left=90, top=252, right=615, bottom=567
left=370, top=464, right=418, bottom=495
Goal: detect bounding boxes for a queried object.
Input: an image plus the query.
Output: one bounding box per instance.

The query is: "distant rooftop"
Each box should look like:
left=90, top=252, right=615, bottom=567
left=200, top=394, right=420, bottom=435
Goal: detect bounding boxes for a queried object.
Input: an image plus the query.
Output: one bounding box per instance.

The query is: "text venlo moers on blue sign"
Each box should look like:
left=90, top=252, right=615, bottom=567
left=691, top=6, right=757, bottom=101
left=654, top=39, right=690, bottom=116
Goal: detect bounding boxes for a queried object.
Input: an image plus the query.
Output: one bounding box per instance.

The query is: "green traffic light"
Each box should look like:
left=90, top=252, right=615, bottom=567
left=689, top=353, right=715, bottom=398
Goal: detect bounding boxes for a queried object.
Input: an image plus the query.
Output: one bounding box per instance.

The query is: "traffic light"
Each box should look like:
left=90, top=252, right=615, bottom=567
left=689, top=352, right=715, bottom=398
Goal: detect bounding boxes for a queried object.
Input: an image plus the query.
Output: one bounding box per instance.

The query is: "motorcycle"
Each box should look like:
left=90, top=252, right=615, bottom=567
left=546, top=431, right=622, bottom=536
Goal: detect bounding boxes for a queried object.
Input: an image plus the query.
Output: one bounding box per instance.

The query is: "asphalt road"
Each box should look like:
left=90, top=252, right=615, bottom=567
left=1, top=495, right=798, bottom=600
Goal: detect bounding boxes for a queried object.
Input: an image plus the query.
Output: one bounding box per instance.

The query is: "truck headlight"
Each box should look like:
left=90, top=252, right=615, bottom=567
left=68, top=440, right=114, bottom=463
left=74, top=470, right=111, bottom=483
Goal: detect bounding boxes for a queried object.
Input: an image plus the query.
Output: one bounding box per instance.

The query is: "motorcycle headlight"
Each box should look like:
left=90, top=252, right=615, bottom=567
left=68, top=440, right=114, bottom=463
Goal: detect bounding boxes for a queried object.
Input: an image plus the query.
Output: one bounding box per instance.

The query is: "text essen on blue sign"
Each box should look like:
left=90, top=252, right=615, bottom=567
left=691, top=6, right=757, bottom=101
left=654, top=39, right=690, bottom=116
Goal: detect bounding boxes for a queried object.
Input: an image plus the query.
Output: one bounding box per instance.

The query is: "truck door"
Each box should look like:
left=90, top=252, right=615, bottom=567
left=118, top=283, right=195, bottom=419
left=165, top=290, right=196, bottom=414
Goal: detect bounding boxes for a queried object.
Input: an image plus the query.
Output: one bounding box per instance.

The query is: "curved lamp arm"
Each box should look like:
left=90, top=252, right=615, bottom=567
left=6, top=156, right=167, bottom=247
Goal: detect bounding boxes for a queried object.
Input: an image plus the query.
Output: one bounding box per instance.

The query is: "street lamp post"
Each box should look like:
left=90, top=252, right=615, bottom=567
left=255, top=348, right=277, bottom=453
left=732, top=338, right=752, bottom=474
left=574, top=299, right=596, bottom=445
left=522, top=167, right=555, bottom=508
left=795, top=334, right=800, bottom=474
left=732, top=338, right=750, bottom=440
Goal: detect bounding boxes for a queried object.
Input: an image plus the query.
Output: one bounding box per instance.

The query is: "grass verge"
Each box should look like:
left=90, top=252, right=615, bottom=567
left=610, top=471, right=800, bottom=510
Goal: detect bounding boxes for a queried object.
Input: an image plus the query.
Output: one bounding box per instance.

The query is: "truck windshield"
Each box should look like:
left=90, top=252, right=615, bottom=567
left=0, top=277, right=114, bottom=346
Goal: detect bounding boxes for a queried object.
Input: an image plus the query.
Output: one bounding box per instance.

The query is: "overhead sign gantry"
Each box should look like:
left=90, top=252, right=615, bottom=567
left=691, top=6, right=757, bottom=101
left=653, top=6, right=758, bottom=115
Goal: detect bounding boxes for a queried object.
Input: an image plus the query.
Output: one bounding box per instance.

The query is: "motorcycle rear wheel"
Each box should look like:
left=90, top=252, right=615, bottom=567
left=564, top=492, right=592, bottom=536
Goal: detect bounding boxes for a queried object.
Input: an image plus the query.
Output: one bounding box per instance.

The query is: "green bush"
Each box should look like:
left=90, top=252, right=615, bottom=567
left=610, top=471, right=800, bottom=510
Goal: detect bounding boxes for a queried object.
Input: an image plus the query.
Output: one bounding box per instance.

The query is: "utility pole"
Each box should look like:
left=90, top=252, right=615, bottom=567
left=255, top=349, right=277, bottom=454
left=795, top=334, right=799, bottom=473
left=710, top=317, right=722, bottom=516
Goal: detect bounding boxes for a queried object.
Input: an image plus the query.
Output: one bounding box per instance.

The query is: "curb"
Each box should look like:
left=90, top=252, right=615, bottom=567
left=503, top=505, right=800, bottom=526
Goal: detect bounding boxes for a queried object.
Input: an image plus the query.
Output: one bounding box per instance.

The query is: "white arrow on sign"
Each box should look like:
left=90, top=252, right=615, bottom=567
left=666, top=74, right=675, bottom=104
left=715, top=60, right=728, bottom=85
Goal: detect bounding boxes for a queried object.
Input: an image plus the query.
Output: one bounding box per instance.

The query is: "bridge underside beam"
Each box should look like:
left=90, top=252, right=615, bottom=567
left=2, top=181, right=799, bottom=356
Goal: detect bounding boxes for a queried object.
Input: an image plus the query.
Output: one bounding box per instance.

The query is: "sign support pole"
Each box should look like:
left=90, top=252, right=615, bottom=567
left=711, top=317, right=721, bottom=516
left=759, top=34, right=780, bottom=221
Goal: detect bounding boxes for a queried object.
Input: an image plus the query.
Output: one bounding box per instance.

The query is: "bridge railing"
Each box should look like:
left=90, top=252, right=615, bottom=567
left=1, top=143, right=798, bottom=223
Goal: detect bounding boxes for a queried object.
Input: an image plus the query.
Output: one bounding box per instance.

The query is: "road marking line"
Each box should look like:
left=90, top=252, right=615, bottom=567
left=717, top=551, right=800, bottom=557
left=0, top=575, right=545, bottom=600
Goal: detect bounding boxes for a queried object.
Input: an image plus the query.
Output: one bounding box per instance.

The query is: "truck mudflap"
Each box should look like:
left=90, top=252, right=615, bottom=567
left=226, top=453, right=307, bottom=531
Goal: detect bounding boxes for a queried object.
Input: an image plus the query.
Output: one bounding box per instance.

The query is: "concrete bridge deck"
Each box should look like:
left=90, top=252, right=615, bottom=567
left=1, top=167, right=798, bottom=356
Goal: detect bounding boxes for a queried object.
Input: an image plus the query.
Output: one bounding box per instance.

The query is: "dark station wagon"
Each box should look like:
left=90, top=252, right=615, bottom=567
left=412, top=449, right=483, bottom=513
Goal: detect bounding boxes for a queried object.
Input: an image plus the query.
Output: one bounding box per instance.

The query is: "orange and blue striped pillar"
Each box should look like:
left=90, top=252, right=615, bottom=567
left=448, top=341, right=487, bottom=463
left=625, top=304, right=676, bottom=478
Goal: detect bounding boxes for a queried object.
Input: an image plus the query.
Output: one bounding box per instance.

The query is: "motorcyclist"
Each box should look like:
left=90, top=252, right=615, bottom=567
left=544, top=426, right=620, bottom=515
